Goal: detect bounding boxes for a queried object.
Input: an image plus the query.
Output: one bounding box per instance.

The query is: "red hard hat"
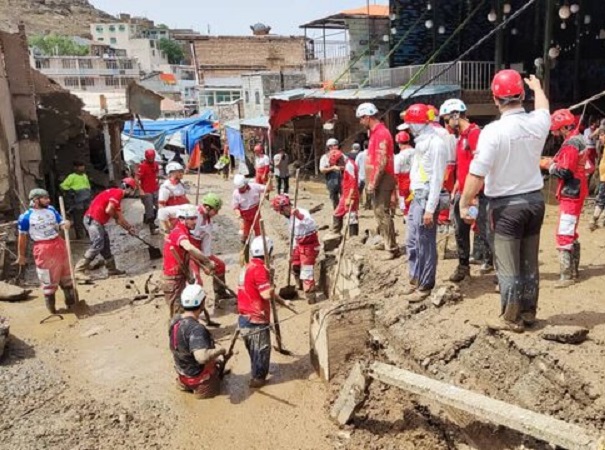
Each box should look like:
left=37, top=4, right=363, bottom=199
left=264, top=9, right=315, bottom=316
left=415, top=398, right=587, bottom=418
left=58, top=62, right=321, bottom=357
left=144, top=149, right=155, bottom=161
left=122, top=177, right=136, bottom=190
left=402, top=104, right=431, bottom=124
left=491, top=69, right=524, bottom=98
left=271, top=194, right=291, bottom=212
left=253, top=144, right=263, bottom=154
left=550, top=109, right=576, bottom=131
left=395, top=131, right=410, bottom=144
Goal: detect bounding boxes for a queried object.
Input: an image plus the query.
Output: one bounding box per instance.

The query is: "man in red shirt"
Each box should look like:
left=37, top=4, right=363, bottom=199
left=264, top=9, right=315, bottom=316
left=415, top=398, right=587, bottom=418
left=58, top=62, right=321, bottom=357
left=440, top=99, right=492, bottom=282
left=163, top=204, right=215, bottom=316
left=136, top=149, right=160, bottom=234
left=237, top=235, right=274, bottom=388
left=75, top=178, right=137, bottom=276
left=356, top=102, right=399, bottom=259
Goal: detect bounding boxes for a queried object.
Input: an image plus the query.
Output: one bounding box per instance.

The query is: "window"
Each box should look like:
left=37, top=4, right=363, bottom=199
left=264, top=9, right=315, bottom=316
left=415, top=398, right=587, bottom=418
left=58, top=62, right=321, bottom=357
left=119, top=59, right=133, bottom=70
left=181, top=70, right=195, bottom=81
left=80, top=77, right=95, bottom=87
left=35, top=59, right=50, bottom=69
left=105, top=60, right=118, bottom=69
left=110, top=37, right=117, bottom=44
left=119, top=25, right=126, bottom=32
left=255, top=90, right=260, bottom=105
left=63, top=77, right=79, bottom=87
left=78, top=59, right=92, bottom=69
left=232, top=91, right=241, bottom=101
left=150, top=40, right=155, bottom=48
left=61, top=59, right=77, bottom=69
left=152, top=50, right=156, bottom=57
left=109, top=25, right=116, bottom=32
left=104, top=76, right=120, bottom=87
left=98, top=37, right=104, bottom=41
left=200, top=93, right=214, bottom=107
left=96, top=26, right=104, bottom=33
left=120, top=77, right=136, bottom=87
left=245, top=91, right=250, bottom=103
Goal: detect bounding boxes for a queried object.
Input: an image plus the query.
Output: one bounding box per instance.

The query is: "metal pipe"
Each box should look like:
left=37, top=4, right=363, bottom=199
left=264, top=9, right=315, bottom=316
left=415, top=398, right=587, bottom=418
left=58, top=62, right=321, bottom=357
left=495, top=0, right=504, bottom=70
left=572, top=0, right=584, bottom=101
left=542, top=0, right=554, bottom=96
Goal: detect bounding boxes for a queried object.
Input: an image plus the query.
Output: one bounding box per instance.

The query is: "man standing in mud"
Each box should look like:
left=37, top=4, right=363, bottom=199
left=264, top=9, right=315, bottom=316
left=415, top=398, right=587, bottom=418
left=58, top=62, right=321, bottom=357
left=460, top=71, right=550, bottom=333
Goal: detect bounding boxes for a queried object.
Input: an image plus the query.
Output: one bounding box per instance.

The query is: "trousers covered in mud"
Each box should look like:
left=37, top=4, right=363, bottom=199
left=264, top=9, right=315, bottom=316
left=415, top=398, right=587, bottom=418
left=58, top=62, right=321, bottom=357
left=406, top=195, right=438, bottom=289
left=454, top=193, right=492, bottom=266
left=556, top=197, right=585, bottom=250
left=373, top=174, right=397, bottom=252
left=488, top=191, right=545, bottom=323
left=239, top=315, right=271, bottom=380
left=140, top=192, right=158, bottom=224
left=291, top=233, right=320, bottom=293
left=163, top=275, right=187, bottom=316
left=84, top=217, right=113, bottom=260
left=471, top=192, right=493, bottom=264
left=33, top=238, right=72, bottom=295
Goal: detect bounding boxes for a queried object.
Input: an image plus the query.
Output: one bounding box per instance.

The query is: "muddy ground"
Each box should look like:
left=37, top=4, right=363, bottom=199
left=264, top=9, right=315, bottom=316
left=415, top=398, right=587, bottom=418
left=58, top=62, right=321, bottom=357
left=2, top=173, right=605, bottom=449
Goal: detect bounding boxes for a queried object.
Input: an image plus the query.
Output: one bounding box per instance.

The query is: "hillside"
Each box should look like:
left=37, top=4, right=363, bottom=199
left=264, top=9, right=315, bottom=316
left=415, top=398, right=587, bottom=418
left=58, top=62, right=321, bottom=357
left=0, top=0, right=114, bottom=37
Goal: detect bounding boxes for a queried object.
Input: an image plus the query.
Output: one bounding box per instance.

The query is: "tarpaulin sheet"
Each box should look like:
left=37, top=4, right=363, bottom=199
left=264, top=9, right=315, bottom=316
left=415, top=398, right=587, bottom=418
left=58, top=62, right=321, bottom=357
left=123, top=111, right=215, bottom=154
left=225, top=126, right=245, bottom=161
left=269, top=99, right=334, bottom=130
left=122, top=135, right=164, bottom=165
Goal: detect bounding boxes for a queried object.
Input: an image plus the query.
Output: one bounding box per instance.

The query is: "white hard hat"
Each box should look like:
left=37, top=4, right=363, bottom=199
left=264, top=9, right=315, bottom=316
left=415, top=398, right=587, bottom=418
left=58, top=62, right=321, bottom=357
left=177, top=204, right=198, bottom=219
left=326, top=138, right=339, bottom=148
left=397, top=123, right=410, bottom=131
left=439, top=99, right=467, bottom=116
left=356, top=102, right=379, bottom=118
left=233, top=174, right=249, bottom=189
left=181, top=284, right=206, bottom=309
left=250, top=235, right=274, bottom=258
left=166, top=162, right=184, bottom=173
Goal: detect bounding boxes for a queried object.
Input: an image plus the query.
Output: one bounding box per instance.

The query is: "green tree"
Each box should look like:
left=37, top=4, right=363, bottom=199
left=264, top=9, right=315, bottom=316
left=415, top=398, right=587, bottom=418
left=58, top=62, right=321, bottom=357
left=158, top=38, right=184, bottom=65
left=29, top=34, right=89, bottom=56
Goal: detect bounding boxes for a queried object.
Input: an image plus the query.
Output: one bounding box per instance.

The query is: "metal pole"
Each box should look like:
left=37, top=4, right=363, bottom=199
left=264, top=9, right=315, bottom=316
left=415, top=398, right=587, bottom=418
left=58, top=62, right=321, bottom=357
left=103, top=122, right=115, bottom=182
left=542, top=0, right=554, bottom=96
left=189, top=40, right=201, bottom=111
left=367, top=0, right=372, bottom=70
left=572, top=0, right=584, bottom=101
left=495, top=0, right=504, bottom=70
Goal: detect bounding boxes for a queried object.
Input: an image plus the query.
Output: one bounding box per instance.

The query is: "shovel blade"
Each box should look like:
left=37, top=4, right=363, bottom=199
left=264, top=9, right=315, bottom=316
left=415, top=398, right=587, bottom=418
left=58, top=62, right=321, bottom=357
left=279, top=285, right=297, bottom=300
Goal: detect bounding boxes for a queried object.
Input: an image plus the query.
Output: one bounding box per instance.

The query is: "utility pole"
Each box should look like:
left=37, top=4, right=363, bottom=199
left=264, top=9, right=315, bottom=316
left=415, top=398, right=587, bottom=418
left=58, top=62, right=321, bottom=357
left=495, top=0, right=504, bottom=70
left=542, top=0, right=554, bottom=97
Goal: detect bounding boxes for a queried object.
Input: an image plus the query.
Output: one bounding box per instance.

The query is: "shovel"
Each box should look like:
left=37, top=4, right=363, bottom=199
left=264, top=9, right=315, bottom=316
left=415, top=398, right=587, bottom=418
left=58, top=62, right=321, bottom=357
left=131, top=234, right=163, bottom=260
left=279, top=169, right=300, bottom=300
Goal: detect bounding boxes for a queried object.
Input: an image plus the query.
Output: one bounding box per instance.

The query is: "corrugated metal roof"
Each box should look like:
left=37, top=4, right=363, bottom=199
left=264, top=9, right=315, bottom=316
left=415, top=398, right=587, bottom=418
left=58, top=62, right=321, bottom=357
left=270, top=84, right=460, bottom=101
left=225, top=116, right=269, bottom=130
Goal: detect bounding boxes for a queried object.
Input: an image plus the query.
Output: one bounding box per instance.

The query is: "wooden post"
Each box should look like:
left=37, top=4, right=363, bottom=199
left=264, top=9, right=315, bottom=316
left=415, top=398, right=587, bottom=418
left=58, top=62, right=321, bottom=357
left=103, top=122, right=115, bottom=182
left=58, top=196, right=79, bottom=305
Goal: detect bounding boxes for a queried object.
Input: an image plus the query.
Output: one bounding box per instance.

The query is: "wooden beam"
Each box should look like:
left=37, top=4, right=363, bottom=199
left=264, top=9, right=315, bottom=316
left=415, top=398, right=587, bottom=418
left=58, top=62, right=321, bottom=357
left=369, top=362, right=603, bottom=450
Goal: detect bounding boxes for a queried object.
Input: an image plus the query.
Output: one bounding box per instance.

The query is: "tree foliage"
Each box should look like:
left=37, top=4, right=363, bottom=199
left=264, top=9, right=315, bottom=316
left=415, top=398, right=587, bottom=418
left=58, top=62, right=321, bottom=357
left=29, top=34, right=89, bottom=56
left=158, top=38, right=184, bottom=65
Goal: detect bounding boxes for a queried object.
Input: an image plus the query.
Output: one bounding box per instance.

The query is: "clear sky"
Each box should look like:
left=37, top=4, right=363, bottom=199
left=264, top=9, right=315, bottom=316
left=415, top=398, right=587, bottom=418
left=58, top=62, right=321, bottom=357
left=90, top=0, right=387, bottom=37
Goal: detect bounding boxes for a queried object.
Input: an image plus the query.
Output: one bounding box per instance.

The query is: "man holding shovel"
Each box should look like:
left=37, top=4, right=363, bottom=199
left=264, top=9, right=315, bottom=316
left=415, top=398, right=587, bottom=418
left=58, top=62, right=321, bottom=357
left=271, top=195, right=320, bottom=304
left=74, top=178, right=137, bottom=276
left=232, top=174, right=268, bottom=245
left=17, top=189, right=76, bottom=314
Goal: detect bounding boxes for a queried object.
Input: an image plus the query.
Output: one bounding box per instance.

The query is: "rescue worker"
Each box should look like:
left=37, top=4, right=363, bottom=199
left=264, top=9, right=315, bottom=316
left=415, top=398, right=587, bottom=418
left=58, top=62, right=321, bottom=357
left=158, top=162, right=189, bottom=209
left=254, top=144, right=271, bottom=185
left=17, top=189, right=75, bottom=314
left=319, top=138, right=345, bottom=209
left=332, top=152, right=360, bottom=236
left=74, top=178, right=137, bottom=276
left=232, top=174, right=267, bottom=245
left=393, top=131, right=414, bottom=217
left=433, top=105, right=457, bottom=227
left=136, top=148, right=160, bottom=234
left=170, top=284, right=227, bottom=399
left=440, top=98, right=493, bottom=282
left=589, top=126, right=605, bottom=231
left=402, top=104, right=448, bottom=302
left=163, top=205, right=216, bottom=316
left=273, top=148, right=290, bottom=195
left=158, top=194, right=232, bottom=302
left=60, top=160, right=91, bottom=240
left=545, top=109, right=588, bottom=288
left=237, top=236, right=274, bottom=388
left=357, top=102, right=399, bottom=259
left=460, top=71, right=550, bottom=332
left=271, top=194, right=320, bottom=304
left=355, top=142, right=371, bottom=210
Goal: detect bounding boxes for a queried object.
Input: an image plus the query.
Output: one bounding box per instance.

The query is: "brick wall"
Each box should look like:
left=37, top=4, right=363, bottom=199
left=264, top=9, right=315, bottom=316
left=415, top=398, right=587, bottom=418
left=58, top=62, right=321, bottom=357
left=193, top=36, right=307, bottom=79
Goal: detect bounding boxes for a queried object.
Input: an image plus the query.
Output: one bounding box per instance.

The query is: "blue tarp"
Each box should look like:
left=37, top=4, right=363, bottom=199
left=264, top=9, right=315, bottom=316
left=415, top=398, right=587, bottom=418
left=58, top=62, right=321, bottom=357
left=225, top=126, right=245, bottom=161
left=123, top=111, right=215, bottom=154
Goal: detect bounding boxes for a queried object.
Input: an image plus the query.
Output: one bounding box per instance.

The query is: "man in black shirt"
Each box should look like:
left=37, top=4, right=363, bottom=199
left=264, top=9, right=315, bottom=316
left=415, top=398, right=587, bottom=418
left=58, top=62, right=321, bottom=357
left=169, top=284, right=227, bottom=399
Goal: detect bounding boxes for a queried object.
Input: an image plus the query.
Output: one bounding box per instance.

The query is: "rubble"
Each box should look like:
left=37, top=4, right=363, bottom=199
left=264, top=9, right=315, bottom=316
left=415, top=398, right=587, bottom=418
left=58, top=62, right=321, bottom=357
left=0, top=316, right=9, bottom=359
left=430, top=284, right=463, bottom=307
left=0, top=282, right=32, bottom=302
left=540, top=326, right=590, bottom=345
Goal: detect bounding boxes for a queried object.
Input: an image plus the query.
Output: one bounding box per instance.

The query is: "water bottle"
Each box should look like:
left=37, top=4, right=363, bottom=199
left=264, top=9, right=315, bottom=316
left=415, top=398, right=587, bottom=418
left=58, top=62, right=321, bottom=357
left=467, top=206, right=479, bottom=220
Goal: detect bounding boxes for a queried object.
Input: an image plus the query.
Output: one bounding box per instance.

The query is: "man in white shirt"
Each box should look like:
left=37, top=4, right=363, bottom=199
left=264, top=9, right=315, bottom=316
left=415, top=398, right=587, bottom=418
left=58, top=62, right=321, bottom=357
left=273, top=149, right=290, bottom=194
left=402, top=104, right=448, bottom=303
left=460, top=71, right=550, bottom=333
left=355, top=143, right=371, bottom=209
left=319, top=138, right=345, bottom=209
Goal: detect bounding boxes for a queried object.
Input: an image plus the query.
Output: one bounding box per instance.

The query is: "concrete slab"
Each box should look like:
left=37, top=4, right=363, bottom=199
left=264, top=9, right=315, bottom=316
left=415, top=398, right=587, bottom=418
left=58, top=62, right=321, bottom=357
left=330, top=362, right=369, bottom=425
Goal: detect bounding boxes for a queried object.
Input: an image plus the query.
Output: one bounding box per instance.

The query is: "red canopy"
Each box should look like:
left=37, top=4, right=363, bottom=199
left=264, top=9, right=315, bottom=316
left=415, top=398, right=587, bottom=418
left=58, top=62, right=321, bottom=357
left=269, top=98, right=335, bottom=130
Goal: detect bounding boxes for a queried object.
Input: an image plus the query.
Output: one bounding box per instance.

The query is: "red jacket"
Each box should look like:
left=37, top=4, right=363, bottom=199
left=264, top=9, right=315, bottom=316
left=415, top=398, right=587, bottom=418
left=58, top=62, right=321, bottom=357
left=137, top=161, right=160, bottom=194
left=553, top=131, right=588, bottom=200
left=367, top=122, right=395, bottom=186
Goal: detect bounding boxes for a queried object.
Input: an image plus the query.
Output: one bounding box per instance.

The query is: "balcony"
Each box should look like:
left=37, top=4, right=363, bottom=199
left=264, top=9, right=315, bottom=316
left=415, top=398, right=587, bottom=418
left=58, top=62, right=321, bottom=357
left=369, top=61, right=495, bottom=92
left=39, top=67, right=140, bottom=77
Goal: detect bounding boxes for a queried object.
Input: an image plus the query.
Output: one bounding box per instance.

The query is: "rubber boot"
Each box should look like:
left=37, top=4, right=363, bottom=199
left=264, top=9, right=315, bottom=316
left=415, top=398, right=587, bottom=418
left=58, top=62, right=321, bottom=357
left=590, top=206, right=603, bottom=231
left=44, top=293, right=57, bottom=314
left=75, top=257, right=93, bottom=273
left=572, top=241, right=580, bottom=280
left=105, top=257, right=126, bottom=276
left=305, top=291, right=317, bottom=305
left=292, top=267, right=303, bottom=290
left=213, top=274, right=233, bottom=301
left=449, top=265, right=470, bottom=283
left=486, top=300, right=524, bottom=333
left=349, top=223, right=359, bottom=237
left=555, top=250, right=575, bottom=288
left=63, top=287, right=76, bottom=309
left=331, top=216, right=343, bottom=234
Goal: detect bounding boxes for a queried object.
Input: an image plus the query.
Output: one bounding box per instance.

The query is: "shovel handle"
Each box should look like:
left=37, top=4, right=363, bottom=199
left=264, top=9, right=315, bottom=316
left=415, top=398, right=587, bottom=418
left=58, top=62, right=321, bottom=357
left=286, top=169, right=300, bottom=286
left=59, top=196, right=79, bottom=304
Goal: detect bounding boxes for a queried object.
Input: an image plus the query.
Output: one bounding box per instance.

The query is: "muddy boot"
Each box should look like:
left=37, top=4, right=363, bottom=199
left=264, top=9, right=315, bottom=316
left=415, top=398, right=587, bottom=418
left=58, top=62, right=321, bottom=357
left=149, top=222, right=159, bottom=235
left=572, top=241, right=581, bottom=280
left=349, top=223, right=359, bottom=237
left=590, top=206, right=603, bottom=231
left=488, top=301, right=524, bottom=332
left=305, top=291, right=317, bottom=305
left=331, top=216, right=343, bottom=234
left=75, top=257, right=93, bottom=273
left=44, top=294, right=57, bottom=314
left=292, top=267, right=303, bottom=290
left=213, top=275, right=233, bottom=301
left=449, top=265, right=470, bottom=283
left=555, top=250, right=574, bottom=288
left=63, top=287, right=76, bottom=309
left=588, top=218, right=598, bottom=232
left=105, top=257, right=125, bottom=276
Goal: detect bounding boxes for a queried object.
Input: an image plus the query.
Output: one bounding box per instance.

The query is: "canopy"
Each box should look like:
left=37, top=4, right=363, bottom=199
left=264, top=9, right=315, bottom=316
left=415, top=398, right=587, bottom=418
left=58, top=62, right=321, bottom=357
left=123, top=111, right=215, bottom=154
left=269, top=98, right=335, bottom=131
